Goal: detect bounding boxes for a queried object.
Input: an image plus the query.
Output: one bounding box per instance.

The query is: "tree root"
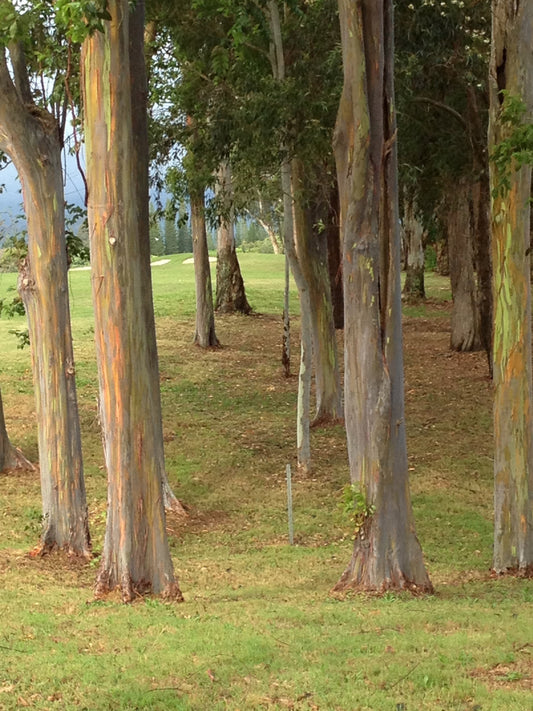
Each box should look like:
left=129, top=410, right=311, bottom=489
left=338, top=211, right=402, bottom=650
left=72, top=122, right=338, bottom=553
left=3, top=446, right=36, bottom=472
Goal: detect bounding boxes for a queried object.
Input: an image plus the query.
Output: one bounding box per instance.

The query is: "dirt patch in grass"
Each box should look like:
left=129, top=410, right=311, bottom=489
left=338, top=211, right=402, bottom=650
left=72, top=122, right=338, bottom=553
left=470, top=644, right=533, bottom=692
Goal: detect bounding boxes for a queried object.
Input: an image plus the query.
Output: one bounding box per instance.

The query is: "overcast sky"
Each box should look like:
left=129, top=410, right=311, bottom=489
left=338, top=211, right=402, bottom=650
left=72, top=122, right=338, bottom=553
left=0, top=147, right=87, bottom=234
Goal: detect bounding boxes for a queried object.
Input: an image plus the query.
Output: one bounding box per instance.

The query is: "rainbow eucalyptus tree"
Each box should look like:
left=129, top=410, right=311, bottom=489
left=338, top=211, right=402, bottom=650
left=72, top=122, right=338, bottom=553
left=0, top=10, right=90, bottom=556
left=215, top=162, right=251, bottom=315
left=489, top=0, right=533, bottom=574
left=81, top=0, right=182, bottom=600
left=333, top=0, right=432, bottom=593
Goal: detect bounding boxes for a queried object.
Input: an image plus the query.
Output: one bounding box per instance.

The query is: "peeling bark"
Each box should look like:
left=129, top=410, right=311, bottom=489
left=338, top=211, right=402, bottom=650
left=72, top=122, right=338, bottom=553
left=489, top=0, right=533, bottom=574
left=82, top=0, right=182, bottom=600
left=129, top=4, right=186, bottom=518
left=333, top=0, right=432, bottom=593
left=0, top=47, right=90, bottom=557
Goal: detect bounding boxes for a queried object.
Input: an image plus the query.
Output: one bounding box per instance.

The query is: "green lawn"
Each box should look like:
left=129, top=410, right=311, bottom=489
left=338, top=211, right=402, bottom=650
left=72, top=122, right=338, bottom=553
left=0, top=255, right=531, bottom=710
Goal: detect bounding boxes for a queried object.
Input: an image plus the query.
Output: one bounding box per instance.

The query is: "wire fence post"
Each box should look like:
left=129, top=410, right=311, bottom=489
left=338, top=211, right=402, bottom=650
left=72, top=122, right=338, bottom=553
left=286, top=463, right=294, bottom=545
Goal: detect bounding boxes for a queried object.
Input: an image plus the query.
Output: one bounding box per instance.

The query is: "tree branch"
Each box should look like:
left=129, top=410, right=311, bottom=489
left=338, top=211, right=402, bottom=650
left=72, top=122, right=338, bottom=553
left=412, top=96, right=468, bottom=130
left=8, top=42, right=33, bottom=105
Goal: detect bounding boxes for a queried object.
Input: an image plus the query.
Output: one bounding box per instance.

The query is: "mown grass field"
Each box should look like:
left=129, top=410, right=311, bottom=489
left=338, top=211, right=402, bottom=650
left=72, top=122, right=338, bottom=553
left=0, top=254, right=531, bottom=711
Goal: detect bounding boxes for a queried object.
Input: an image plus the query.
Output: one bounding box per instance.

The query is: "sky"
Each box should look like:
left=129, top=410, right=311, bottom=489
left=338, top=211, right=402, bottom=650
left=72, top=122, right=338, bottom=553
left=0, top=146, right=87, bottom=236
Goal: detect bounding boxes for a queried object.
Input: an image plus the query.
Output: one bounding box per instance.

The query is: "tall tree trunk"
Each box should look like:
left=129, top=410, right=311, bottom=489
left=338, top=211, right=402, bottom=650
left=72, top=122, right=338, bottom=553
left=333, top=0, right=432, bottom=593
left=215, top=162, right=251, bottom=314
left=0, top=47, right=90, bottom=557
left=447, top=180, right=482, bottom=352
left=256, top=215, right=282, bottom=254
left=282, top=252, right=291, bottom=377
left=292, top=158, right=343, bottom=424
left=434, top=235, right=449, bottom=276
left=130, top=0, right=186, bottom=516
left=467, top=86, right=493, bottom=374
left=267, top=0, right=311, bottom=472
left=489, top=0, right=533, bottom=574
left=472, top=173, right=493, bottom=372
left=82, top=0, right=182, bottom=601
left=402, top=197, right=426, bottom=301
left=325, top=183, right=344, bottom=330
left=191, top=188, right=219, bottom=348
left=282, top=158, right=312, bottom=473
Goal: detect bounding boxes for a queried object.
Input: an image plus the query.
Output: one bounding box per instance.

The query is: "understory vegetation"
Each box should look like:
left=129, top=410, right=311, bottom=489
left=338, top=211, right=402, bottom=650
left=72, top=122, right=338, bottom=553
left=0, top=255, right=531, bottom=710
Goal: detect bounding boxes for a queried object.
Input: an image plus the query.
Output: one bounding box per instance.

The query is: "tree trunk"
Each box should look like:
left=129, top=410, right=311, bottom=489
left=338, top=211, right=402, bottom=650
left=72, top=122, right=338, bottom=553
left=82, top=0, right=182, bottom=601
left=402, top=197, right=426, bottom=301
left=281, top=157, right=312, bottom=473
left=130, top=2, right=186, bottom=516
left=434, top=236, right=449, bottom=276
left=489, top=0, right=533, bottom=574
left=191, top=188, right=220, bottom=348
left=467, top=86, right=493, bottom=374
left=325, top=183, right=344, bottom=329
left=256, top=215, right=282, bottom=254
left=333, top=0, right=432, bottom=593
left=282, top=253, right=291, bottom=377
left=446, top=180, right=482, bottom=352
left=0, top=389, right=11, bottom=472
left=0, top=388, right=33, bottom=472
left=292, top=158, right=343, bottom=425
left=472, top=174, right=493, bottom=371
left=215, top=163, right=251, bottom=314
left=0, top=48, right=90, bottom=557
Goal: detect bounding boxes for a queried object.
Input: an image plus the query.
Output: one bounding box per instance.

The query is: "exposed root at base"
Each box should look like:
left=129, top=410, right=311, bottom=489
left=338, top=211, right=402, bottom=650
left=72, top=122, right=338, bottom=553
left=94, top=573, right=184, bottom=604
left=3, top=446, right=36, bottom=472
left=310, top=414, right=344, bottom=429
left=490, top=565, right=533, bottom=579
left=330, top=577, right=434, bottom=598
left=27, top=541, right=92, bottom=562
left=164, top=495, right=189, bottom=517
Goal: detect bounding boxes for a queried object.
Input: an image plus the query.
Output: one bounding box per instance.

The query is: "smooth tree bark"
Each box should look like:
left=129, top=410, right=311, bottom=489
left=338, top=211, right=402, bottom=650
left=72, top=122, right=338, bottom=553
left=267, top=0, right=311, bottom=472
left=82, top=0, right=182, bottom=600
left=402, top=197, right=426, bottom=300
left=268, top=1, right=341, bottom=439
left=471, top=172, right=493, bottom=371
left=215, top=162, right=251, bottom=314
left=282, top=252, right=291, bottom=377
left=292, top=158, right=343, bottom=424
left=0, top=45, right=90, bottom=556
left=467, top=85, right=493, bottom=371
left=324, top=183, right=344, bottom=330
left=191, top=188, right=220, bottom=347
left=333, top=0, right=432, bottom=593
left=446, top=180, right=482, bottom=352
left=281, top=157, right=312, bottom=472
left=129, top=1, right=186, bottom=516
left=489, top=0, right=533, bottom=574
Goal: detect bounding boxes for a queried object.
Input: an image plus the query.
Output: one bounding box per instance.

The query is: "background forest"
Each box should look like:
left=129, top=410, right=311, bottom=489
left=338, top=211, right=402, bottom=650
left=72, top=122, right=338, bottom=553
left=0, top=0, right=532, bottom=709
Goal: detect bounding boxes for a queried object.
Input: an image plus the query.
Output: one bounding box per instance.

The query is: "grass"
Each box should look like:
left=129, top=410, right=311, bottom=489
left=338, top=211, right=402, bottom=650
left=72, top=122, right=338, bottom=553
left=0, top=255, right=532, bottom=710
